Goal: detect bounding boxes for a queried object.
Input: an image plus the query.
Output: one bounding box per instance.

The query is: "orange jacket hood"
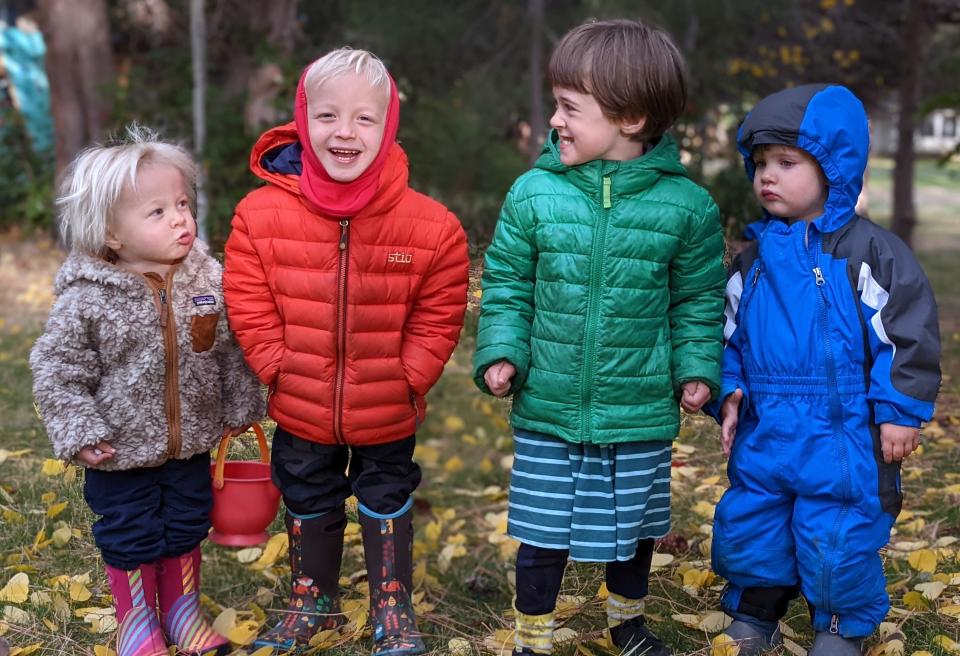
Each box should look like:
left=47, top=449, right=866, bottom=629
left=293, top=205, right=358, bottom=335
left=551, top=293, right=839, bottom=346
left=248, top=121, right=410, bottom=219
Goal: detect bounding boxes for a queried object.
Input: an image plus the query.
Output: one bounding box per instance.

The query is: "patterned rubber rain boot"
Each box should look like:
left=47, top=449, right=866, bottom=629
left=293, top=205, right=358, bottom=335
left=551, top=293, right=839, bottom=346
left=359, top=502, right=426, bottom=656
left=253, top=509, right=347, bottom=652
left=607, top=592, right=672, bottom=656
left=156, top=546, right=230, bottom=655
left=105, top=562, right=168, bottom=656
left=512, top=603, right=554, bottom=656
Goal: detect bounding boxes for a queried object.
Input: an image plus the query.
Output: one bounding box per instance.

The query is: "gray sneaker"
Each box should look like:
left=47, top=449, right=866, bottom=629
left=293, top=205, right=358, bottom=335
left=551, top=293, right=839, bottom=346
left=720, top=620, right=782, bottom=655
left=809, top=631, right=863, bottom=655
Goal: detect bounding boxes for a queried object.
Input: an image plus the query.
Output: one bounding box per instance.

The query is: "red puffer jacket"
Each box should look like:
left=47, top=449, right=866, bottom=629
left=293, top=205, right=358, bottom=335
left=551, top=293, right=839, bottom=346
left=224, top=123, right=469, bottom=445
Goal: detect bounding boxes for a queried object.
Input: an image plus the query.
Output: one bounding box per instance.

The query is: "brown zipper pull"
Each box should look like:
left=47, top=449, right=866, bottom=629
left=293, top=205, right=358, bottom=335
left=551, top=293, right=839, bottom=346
left=157, top=287, right=168, bottom=327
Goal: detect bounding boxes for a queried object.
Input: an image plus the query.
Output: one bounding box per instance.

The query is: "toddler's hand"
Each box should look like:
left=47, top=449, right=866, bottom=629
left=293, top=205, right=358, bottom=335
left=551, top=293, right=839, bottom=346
left=224, top=425, right=249, bottom=438
left=879, top=423, right=920, bottom=463
left=719, top=389, right=744, bottom=457
left=680, top=380, right=711, bottom=414
left=484, top=360, right=516, bottom=397
left=76, top=441, right=116, bottom=466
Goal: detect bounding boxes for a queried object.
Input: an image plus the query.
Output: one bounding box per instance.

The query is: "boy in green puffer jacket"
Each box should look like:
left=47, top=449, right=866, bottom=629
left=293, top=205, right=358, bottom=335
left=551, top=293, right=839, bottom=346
left=473, top=18, right=725, bottom=656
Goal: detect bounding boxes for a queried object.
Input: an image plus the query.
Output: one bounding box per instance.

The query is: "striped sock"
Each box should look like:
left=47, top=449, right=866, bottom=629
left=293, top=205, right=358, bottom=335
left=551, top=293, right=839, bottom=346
left=514, top=601, right=554, bottom=655
left=607, top=592, right=645, bottom=628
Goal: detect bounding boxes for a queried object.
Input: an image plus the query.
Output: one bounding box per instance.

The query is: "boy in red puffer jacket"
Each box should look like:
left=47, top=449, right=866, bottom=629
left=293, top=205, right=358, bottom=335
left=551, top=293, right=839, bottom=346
left=224, top=48, right=469, bottom=655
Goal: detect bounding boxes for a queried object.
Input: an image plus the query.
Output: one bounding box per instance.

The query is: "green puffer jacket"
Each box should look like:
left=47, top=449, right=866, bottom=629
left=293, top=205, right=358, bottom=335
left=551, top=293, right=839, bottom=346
left=473, top=130, right=725, bottom=444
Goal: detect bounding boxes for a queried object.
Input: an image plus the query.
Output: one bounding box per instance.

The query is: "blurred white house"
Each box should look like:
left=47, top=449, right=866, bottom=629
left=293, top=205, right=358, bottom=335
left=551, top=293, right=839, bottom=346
left=872, top=108, right=960, bottom=157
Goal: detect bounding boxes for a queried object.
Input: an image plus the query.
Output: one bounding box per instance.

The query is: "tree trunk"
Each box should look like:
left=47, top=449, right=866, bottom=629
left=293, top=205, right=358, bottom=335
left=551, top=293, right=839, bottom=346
left=527, top=0, right=545, bottom=164
left=190, top=0, right=208, bottom=240
left=891, top=0, right=928, bottom=249
left=37, top=0, right=114, bottom=177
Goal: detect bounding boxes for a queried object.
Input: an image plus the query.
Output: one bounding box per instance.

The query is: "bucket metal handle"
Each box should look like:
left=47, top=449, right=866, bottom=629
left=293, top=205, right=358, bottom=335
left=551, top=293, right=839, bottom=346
left=212, top=422, right=269, bottom=490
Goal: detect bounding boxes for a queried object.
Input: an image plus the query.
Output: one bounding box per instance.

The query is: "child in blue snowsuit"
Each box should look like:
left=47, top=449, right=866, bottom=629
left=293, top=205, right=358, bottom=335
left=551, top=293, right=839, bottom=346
left=710, top=84, right=941, bottom=655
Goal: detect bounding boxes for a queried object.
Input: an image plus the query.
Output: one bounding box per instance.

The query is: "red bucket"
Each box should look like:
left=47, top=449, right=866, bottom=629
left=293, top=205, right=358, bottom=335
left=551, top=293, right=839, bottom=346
left=209, top=423, right=281, bottom=547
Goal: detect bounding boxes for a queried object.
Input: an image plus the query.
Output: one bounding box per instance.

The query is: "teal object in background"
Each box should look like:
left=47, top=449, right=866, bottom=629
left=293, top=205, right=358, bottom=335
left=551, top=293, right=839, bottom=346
left=1, top=24, right=52, bottom=154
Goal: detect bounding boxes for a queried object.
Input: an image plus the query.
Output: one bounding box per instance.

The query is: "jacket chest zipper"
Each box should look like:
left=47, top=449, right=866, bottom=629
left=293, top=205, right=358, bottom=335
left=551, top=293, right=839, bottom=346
left=333, top=219, right=351, bottom=444
left=580, top=175, right=612, bottom=440
left=739, top=262, right=763, bottom=361
left=807, top=225, right=848, bottom=619
left=147, top=274, right=182, bottom=459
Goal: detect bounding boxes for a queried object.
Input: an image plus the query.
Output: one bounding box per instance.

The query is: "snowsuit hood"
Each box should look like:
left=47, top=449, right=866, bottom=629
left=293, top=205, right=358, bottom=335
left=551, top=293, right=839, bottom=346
left=737, top=83, right=869, bottom=234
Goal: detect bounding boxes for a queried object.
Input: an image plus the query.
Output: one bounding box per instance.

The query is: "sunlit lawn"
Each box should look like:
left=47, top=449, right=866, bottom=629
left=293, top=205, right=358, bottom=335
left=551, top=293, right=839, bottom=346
left=1, top=174, right=959, bottom=654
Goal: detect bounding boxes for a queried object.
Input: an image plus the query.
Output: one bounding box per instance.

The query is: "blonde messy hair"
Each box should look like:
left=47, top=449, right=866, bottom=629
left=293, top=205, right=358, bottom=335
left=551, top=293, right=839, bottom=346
left=57, top=124, right=197, bottom=257
left=303, top=47, right=390, bottom=100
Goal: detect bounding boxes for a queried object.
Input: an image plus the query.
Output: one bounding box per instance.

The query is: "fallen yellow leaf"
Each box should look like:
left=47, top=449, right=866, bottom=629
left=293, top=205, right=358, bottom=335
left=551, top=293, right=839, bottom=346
left=248, top=647, right=275, bottom=656
left=699, top=611, right=732, bottom=632
left=69, top=578, right=92, bottom=602
left=443, top=416, right=466, bottom=432
left=212, top=607, right=237, bottom=639
left=907, top=549, right=938, bottom=573
left=650, top=552, right=675, bottom=571
left=692, top=500, right=716, bottom=519
left=308, top=628, right=341, bottom=649
left=711, top=633, right=742, bottom=656
left=902, top=591, right=928, bottom=610
left=414, top=444, right=440, bottom=467
left=482, top=628, right=516, bottom=652
left=0, top=573, right=29, bottom=604
left=227, top=619, right=260, bottom=645
left=235, top=547, right=262, bottom=564
left=251, top=532, right=288, bottom=569
left=933, top=635, right=960, bottom=654
left=41, top=459, right=66, bottom=476
left=914, top=581, right=945, bottom=600
left=2, top=605, right=32, bottom=624
left=51, top=526, right=72, bottom=547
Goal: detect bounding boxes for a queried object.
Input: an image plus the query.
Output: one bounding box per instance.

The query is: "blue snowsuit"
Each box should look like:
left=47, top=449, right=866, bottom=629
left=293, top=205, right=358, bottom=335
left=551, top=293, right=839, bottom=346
left=711, top=84, right=941, bottom=638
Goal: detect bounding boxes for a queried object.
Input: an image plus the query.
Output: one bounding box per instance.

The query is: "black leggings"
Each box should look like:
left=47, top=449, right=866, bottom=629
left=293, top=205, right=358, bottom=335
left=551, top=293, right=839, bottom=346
left=514, top=538, right=656, bottom=615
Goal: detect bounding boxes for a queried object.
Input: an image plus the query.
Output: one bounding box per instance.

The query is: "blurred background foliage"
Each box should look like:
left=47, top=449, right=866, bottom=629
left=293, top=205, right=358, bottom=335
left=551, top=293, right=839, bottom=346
left=0, top=0, right=958, bottom=250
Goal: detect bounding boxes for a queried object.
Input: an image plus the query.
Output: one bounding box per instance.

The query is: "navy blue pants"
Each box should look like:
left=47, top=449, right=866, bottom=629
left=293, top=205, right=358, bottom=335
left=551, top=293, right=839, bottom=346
left=270, top=425, right=421, bottom=517
left=84, top=452, right=213, bottom=570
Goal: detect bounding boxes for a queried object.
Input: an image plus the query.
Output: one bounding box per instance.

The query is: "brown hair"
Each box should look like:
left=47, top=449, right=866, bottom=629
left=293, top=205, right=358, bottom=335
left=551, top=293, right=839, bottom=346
left=548, top=18, right=687, bottom=139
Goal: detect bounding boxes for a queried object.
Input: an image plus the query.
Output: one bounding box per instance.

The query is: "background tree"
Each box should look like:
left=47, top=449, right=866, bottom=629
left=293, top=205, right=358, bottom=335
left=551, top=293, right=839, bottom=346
left=37, top=0, right=113, bottom=176
left=8, top=0, right=958, bottom=247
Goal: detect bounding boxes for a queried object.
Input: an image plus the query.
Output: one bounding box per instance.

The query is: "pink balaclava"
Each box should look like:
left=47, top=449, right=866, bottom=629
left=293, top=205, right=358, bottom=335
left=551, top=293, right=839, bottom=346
left=293, top=64, right=401, bottom=216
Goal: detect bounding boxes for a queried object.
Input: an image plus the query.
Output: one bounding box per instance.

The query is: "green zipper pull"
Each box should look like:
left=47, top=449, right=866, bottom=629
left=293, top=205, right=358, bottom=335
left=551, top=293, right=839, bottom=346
left=602, top=176, right=612, bottom=209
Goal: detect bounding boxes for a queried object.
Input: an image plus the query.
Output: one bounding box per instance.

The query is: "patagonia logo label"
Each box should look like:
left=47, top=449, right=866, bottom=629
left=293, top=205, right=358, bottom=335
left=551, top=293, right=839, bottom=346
left=192, top=295, right=216, bottom=306
left=387, top=251, right=413, bottom=264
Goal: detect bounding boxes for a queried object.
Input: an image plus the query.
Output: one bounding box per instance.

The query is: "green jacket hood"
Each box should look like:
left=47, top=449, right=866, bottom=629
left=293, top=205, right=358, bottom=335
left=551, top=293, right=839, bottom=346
left=535, top=129, right=688, bottom=194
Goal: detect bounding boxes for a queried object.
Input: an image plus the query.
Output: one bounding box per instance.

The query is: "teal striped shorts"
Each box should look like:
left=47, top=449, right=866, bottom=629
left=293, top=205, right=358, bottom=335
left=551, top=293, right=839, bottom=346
left=508, top=429, right=673, bottom=562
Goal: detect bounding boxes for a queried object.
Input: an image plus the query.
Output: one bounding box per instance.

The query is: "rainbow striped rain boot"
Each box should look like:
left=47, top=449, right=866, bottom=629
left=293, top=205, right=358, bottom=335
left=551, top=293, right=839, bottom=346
left=105, top=563, right=168, bottom=656
left=156, top=547, right=230, bottom=655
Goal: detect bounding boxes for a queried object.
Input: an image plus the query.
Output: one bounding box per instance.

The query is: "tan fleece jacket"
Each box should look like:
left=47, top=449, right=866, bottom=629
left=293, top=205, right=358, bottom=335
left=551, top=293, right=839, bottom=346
left=30, top=241, right=265, bottom=470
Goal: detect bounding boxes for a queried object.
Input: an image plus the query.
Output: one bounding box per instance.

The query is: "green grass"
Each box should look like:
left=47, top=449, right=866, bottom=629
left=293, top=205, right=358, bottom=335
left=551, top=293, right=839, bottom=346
left=2, top=173, right=960, bottom=653
left=3, top=310, right=960, bottom=655
left=866, top=157, right=960, bottom=252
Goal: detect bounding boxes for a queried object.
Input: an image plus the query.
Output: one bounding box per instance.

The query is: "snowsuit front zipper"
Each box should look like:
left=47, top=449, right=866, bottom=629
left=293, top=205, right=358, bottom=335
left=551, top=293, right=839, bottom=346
left=806, top=224, right=850, bottom=620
